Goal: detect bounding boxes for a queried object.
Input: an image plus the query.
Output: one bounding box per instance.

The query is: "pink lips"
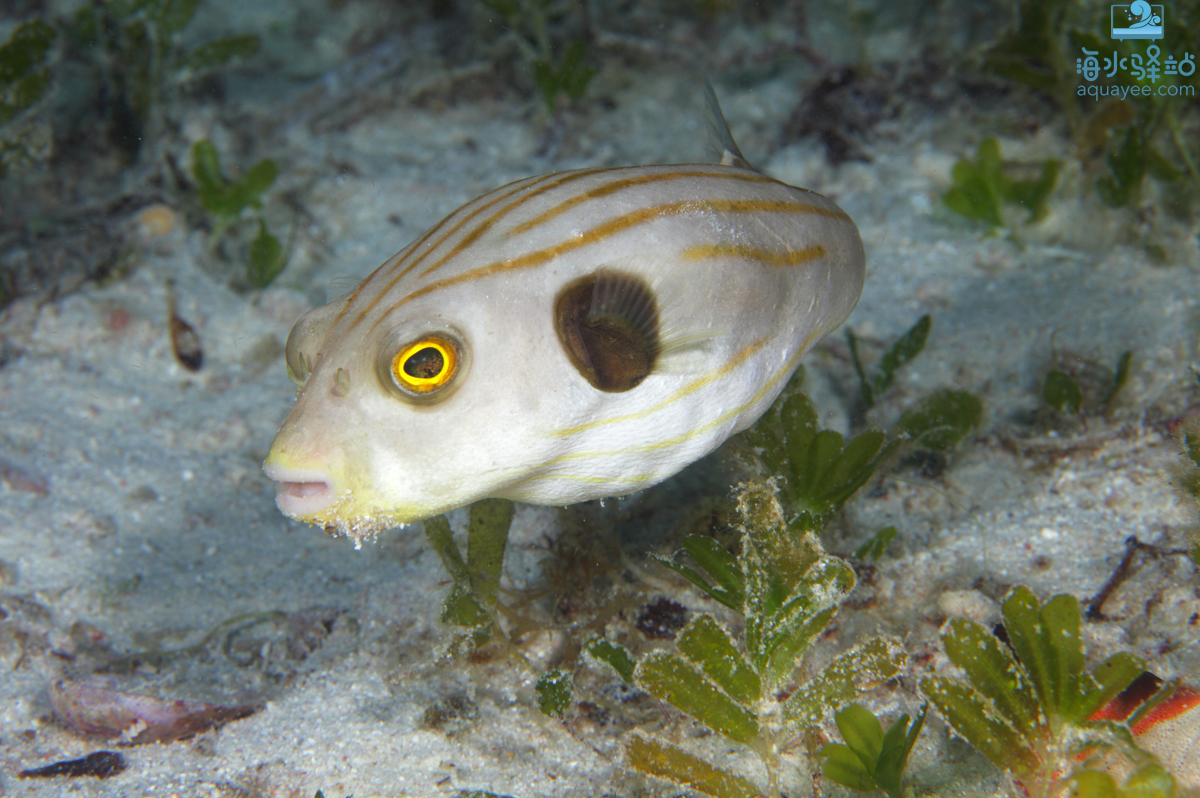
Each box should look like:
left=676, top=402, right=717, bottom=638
left=283, top=481, right=328, bottom=498
left=263, top=464, right=335, bottom=517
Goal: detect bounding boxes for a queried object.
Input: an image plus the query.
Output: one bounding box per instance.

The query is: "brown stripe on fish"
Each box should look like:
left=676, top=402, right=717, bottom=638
left=344, top=173, right=552, bottom=327
left=408, top=167, right=617, bottom=280
left=506, top=167, right=782, bottom=237
left=547, top=198, right=848, bottom=257
left=366, top=197, right=844, bottom=336
left=346, top=168, right=619, bottom=329
left=681, top=243, right=828, bottom=267
left=332, top=222, right=446, bottom=329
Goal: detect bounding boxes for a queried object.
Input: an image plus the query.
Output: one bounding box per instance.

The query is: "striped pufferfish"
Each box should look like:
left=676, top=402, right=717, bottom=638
left=264, top=86, right=866, bottom=545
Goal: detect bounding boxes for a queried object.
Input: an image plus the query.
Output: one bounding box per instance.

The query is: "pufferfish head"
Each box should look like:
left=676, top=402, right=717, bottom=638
left=267, top=296, right=481, bottom=542
left=262, top=261, right=673, bottom=544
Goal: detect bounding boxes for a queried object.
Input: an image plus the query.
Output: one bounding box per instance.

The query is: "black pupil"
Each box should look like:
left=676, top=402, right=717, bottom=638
left=404, top=347, right=445, bottom=379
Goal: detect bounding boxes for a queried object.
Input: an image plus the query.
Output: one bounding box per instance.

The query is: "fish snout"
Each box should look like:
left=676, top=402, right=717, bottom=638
left=263, top=462, right=338, bottom=520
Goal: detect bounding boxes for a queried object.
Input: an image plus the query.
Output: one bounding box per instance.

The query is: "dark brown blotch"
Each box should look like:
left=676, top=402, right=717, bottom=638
left=20, top=751, right=127, bottom=779
left=636, top=596, right=688, bottom=640
left=554, top=269, right=661, bottom=392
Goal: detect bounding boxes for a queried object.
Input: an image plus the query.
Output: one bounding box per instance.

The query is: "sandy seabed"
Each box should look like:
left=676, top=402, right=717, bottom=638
left=1, top=20, right=1199, bottom=797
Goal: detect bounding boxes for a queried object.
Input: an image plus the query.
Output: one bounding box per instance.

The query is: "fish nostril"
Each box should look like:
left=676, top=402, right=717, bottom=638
left=284, top=481, right=329, bottom=499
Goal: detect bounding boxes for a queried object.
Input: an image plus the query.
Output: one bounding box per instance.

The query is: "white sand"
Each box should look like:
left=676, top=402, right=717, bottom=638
left=1, top=32, right=1198, bottom=798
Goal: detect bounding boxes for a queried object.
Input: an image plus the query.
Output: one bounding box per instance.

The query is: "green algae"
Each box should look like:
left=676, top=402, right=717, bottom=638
left=190, top=139, right=287, bottom=288
left=847, top=314, right=931, bottom=410
left=942, top=138, right=1060, bottom=229
left=820, top=703, right=927, bottom=798
left=920, top=588, right=1154, bottom=798
left=624, top=481, right=905, bottom=798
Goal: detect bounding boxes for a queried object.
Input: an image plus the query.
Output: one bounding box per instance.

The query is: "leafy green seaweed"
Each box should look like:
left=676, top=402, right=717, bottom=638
left=190, top=139, right=287, bottom=287
left=637, top=650, right=761, bottom=743
left=0, top=20, right=57, bottom=178
left=532, top=40, right=595, bottom=112
left=627, top=735, right=760, bottom=798
left=676, top=615, right=761, bottom=705
left=1093, top=118, right=1183, bottom=212
left=854, top=525, right=897, bottom=562
left=975, top=0, right=1199, bottom=221
left=62, top=0, right=261, bottom=157
left=247, top=220, right=286, bottom=289
left=745, top=391, right=896, bottom=524
left=847, top=315, right=931, bottom=409
left=424, top=499, right=515, bottom=646
left=1044, top=369, right=1084, bottom=414
left=425, top=514, right=490, bottom=635
left=192, top=140, right=278, bottom=219
left=535, top=669, right=573, bottom=717
left=737, top=498, right=859, bottom=689
left=1071, top=764, right=1177, bottom=798
left=982, top=0, right=1074, bottom=98
left=1098, top=125, right=1145, bottom=208
left=1043, top=351, right=1133, bottom=418
left=654, top=533, right=744, bottom=611
left=1171, top=423, right=1200, bottom=566
left=920, top=587, right=1147, bottom=796
left=585, top=637, right=635, bottom=684
left=1102, top=351, right=1133, bottom=408
left=0, top=20, right=56, bottom=127
left=632, top=482, right=906, bottom=797
left=629, top=389, right=912, bottom=795
left=942, top=138, right=1060, bottom=228
left=895, top=389, right=983, bottom=452
left=465, top=498, right=514, bottom=609
left=180, top=34, right=261, bottom=75
left=474, top=0, right=595, bottom=114
left=780, top=636, right=908, bottom=730
left=820, top=703, right=926, bottom=798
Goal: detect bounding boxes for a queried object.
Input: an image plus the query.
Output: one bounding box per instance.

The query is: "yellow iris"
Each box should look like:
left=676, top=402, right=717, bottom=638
left=391, top=336, right=457, bottom=394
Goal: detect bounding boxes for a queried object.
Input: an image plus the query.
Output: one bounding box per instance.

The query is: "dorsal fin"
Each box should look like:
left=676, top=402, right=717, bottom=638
left=326, top=275, right=365, bottom=302
left=703, top=75, right=758, bottom=173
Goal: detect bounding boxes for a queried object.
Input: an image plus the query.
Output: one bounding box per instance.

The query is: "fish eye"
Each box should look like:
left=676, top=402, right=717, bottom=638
left=387, top=333, right=462, bottom=399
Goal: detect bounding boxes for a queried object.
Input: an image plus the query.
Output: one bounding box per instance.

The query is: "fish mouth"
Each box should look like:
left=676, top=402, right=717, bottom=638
left=263, top=463, right=337, bottom=519
left=262, top=453, right=437, bottom=544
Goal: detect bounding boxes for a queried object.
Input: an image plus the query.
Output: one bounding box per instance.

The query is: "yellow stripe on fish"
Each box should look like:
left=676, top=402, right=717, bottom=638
left=265, top=86, right=866, bottom=545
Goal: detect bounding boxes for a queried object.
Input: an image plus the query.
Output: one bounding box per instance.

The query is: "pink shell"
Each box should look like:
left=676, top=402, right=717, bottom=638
left=50, top=679, right=258, bottom=744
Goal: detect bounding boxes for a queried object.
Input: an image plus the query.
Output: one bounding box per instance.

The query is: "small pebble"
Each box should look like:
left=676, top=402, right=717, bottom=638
left=936, top=589, right=1000, bottom=626
left=134, top=204, right=179, bottom=238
